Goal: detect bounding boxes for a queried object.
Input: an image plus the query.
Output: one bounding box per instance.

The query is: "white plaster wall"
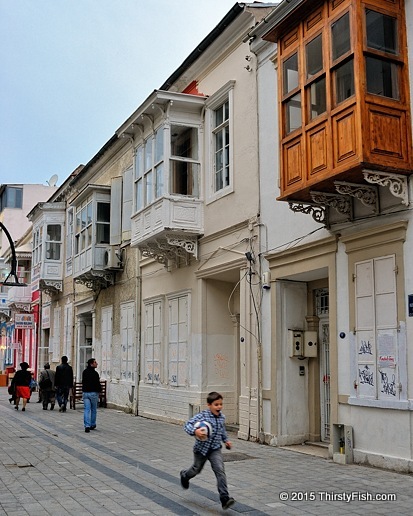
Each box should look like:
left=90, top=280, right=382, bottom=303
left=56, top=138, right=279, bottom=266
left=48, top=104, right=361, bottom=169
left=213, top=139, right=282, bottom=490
left=336, top=241, right=351, bottom=396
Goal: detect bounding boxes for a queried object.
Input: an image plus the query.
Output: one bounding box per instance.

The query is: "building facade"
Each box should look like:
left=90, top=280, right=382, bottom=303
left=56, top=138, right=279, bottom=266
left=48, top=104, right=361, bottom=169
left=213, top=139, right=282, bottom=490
left=250, top=0, right=413, bottom=472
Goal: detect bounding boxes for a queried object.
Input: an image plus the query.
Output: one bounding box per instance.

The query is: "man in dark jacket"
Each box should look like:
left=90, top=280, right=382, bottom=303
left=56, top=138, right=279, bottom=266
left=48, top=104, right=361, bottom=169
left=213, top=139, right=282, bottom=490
left=82, top=358, right=101, bottom=433
left=54, top=356, right=74, bottom=413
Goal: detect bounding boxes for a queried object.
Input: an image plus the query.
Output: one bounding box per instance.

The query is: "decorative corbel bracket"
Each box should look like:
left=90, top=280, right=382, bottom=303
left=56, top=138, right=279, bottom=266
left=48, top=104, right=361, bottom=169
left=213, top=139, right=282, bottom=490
left=310, top=191, right=353, bottom=219
left=288, top=201, right=328, bottom=226
left=334, top=181, right=379, bottom=213
left=363, top=169, right=409, bottom=206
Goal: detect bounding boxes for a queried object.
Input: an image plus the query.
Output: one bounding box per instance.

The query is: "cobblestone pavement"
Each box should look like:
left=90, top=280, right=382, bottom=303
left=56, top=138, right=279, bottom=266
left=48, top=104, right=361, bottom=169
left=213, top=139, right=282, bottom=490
left=0, top=387, right=412, bottom=515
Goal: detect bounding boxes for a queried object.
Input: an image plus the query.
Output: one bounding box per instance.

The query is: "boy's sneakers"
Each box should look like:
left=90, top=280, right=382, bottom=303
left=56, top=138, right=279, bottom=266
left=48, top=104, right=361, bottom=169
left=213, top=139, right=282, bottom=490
left=180, top=470, right=189, bottom=489
left=221, top=497, right=235, bottom=510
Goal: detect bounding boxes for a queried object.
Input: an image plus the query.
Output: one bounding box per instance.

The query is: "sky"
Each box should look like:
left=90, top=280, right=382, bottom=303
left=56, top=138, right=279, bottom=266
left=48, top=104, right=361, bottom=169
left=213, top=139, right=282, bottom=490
left=1, top=0, right=239, bottom=187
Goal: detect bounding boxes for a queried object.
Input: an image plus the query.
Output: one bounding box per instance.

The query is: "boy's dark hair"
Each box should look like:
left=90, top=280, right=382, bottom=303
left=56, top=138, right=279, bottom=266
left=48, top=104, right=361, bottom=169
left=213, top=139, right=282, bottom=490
left=87, top=358, right=96, bottom=366
left=61, top=356, right=68, bottom=364
left=207, top=391, right=223, bottom=404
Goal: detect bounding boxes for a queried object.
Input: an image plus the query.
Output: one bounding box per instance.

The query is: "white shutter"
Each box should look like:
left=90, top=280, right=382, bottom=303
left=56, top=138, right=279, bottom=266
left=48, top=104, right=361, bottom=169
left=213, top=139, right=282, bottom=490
left=63, top=303, right=73, bottom=361
left=121, top=302, right=135, bottom=382
left=168, top=295, right=188, bottom=386
left=122, top=167, right=133, bottom=241
left=145, top=301, right=161, bottom=384
left=110, top=176, right=122, bottom=245
left=101, top=306, right=112, bottom=380
left=52, top=307, right=61, bottom=363
left=355, top=255, right=399, bottom=400
left=375, top=255, right=398, bottom=400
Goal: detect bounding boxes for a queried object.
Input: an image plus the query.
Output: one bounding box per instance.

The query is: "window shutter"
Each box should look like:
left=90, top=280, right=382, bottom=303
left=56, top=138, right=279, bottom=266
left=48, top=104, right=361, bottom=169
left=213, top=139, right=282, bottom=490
left=121, top=302, right=135, bottom=382
left=52, top=307, right=61, bottom=363
left=63, top=303, right=73, bottom=361
left=122, top=167, right=133, bottom=241
left=355, top=255, right=399, bottom=400
left=110, top=176, right=122, bottom=245
left=101, top=306, right=113, bottom=380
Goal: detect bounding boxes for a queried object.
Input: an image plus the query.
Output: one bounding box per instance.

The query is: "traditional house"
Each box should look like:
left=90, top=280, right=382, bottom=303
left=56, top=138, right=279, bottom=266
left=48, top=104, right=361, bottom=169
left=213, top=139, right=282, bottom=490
left=249, top=0, right=413, bottom=471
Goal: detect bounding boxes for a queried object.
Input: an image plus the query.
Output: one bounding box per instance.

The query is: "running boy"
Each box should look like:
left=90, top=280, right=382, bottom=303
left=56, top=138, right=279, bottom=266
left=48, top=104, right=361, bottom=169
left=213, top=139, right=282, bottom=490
left=180, top=391, right=235, bottom=510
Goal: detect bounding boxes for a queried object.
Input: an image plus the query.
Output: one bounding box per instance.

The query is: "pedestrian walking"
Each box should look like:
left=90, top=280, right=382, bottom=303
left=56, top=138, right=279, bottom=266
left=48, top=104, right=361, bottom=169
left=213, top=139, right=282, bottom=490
left=39, top=363, right=56, bottom=410
left=54, top=355, right=74, bottom=412
left=11, top=362, right=31, bottom=411
left=180, top=391, right=235, bottom=510
left=82, top=358, right=101, bottom=433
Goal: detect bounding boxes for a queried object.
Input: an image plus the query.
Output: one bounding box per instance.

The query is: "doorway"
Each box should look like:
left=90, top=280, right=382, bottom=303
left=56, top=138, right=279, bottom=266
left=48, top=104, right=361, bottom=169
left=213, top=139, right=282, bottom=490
left=316, top=288, right=330, bottom=442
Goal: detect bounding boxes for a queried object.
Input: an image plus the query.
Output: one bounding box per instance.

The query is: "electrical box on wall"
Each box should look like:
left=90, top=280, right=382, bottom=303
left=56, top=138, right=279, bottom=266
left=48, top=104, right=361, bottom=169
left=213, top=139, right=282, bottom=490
left=288, top=330, right=303, bottom=357
left=304, top=331, right=318, bottom=357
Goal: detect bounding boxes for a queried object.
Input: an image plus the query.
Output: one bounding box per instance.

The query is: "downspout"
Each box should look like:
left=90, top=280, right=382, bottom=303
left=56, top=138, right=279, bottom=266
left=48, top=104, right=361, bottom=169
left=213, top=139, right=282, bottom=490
left=134, top=251, right=142, bottom=416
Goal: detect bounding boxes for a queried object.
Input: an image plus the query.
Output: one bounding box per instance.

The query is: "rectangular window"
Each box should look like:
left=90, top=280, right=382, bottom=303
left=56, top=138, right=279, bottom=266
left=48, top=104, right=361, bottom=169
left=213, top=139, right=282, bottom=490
left=283, top=53, right=299, bottom=94
left=355, top=256, right=399, bottom=401
left=213, top=102, right=230, bottom=192
left=168, top=294, right=188, bottom=387
left=0, top=186, right=23, bottom=210
left=331, top=12, right=350, bottom=61
left=285, top=93, right=302, bottom=133
left=366, top=57, right=399, bottom=99
left=45, top=224, right=62, bottom=260
left=365, top=9, right=399, bottom=100
left=170, top=125, right=200, bottom=197
left=120, top=302, right=135, bottom=382
left=306, top=34, right=323, bottom=78
left=308, top=76, right=326, bottom=120
left=366, top=9, right=397, bottom=54
left=96, top=202, right=110, bottom=244
left=66, top=208, right=74, bottom=275
left=335, top=58, right=354, bottom=104
left=144, top=300, right=162, bottom=384
left=135, top=146, right=143, bottom=211
left=101, top=306, right=112, bottom=380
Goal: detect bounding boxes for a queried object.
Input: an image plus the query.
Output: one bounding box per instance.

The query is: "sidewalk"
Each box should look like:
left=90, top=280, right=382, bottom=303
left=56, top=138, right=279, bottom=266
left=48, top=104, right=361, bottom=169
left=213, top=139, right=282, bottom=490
left=0, top=386, right=411, bottom=515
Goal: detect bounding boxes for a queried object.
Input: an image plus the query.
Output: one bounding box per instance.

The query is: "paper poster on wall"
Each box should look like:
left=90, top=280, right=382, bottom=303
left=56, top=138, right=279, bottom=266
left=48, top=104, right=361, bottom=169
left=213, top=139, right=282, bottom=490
left=377, top=331, right=396, bottom=368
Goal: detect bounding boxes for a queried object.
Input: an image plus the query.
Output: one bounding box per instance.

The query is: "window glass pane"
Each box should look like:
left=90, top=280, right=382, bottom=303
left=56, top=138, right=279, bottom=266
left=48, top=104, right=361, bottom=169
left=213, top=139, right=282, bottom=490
left=335, top=59, right=354, bottom=103
left=47, top=224, right=61, bottom=241
left=155, top=128, right=163, bottom=163
left=215, top=105, right=224, bottom=127
left=87, top=203, right=92, bottom=225
left=87, top=225, right=92, bottom=247
left=366, top=10, right=397, bottom=54
left=145, top=139, right=152, bottom=171
left=136, top=179, right=143, bottom=210
left=46, top=242, right=60, bottom=260
left=81, top=207, right=87, bottom=229
left=96, top=224, right=109, bottom=244
left=283, top=53, right=299, bottom=94
left=285, top=93, right=301, bottom=133
left=170, top=161, right=199, bottom=197
left=155, top=163, right=164, bottom=198
left=366, top=57, right=399, bottom=99
left=135, top=146, right=143, bottom=179
left=146, top=171, right=153, bottom=204
left=332, top=13, right=350, bottom=61
left=97, top=202, right=110, bottom=222
left=306, top=35, right=323, bottom=78
left=171, top=126, right=198, bottom=160
left=308, top=76, right=326, bottom=120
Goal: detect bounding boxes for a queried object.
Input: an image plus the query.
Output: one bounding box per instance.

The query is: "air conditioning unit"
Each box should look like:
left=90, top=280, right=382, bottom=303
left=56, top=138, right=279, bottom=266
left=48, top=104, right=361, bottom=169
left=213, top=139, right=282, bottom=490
left=104, top=247, right=122, bottom=270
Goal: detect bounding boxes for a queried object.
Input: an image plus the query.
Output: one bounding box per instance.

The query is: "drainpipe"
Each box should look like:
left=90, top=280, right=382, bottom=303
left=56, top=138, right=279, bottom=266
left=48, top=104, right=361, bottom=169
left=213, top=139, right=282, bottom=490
left=134, top=251, right=142, bottom=416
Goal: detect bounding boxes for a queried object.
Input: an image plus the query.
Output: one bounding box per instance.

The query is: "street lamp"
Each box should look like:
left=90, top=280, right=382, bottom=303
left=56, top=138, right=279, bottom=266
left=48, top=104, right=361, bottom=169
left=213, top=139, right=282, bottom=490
left=0, top=222, right=27, bottom=287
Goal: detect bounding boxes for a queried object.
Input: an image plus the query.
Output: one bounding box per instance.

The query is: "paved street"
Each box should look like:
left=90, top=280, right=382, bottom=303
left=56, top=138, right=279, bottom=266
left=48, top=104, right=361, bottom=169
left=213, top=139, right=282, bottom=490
left=0, top=387, right=412, bottom=515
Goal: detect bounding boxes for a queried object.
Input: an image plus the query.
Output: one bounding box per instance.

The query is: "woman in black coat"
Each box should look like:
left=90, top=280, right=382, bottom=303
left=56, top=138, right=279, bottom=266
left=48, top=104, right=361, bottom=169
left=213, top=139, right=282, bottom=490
left=11, top=362, right=31, bottom=411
